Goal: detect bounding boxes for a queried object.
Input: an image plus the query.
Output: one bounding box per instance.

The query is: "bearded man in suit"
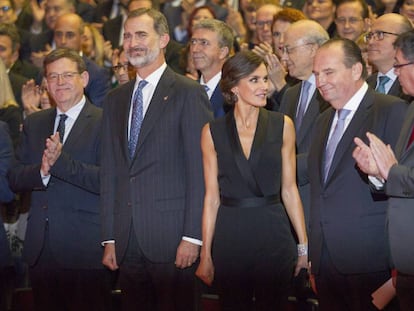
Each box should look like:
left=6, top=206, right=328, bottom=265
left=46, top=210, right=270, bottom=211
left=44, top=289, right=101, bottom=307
left=100, top=8, right=213, bottom=311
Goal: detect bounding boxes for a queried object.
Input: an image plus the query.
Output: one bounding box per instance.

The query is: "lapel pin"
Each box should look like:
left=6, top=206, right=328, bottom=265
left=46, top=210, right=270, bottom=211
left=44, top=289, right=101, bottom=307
left=163, top=96, right=168, bottom=101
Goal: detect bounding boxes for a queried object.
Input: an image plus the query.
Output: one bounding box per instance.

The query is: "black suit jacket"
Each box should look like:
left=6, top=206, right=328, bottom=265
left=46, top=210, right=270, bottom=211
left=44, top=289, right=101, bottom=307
left=279, top=82, right=329, bottom=226
left=384, top=102, right=414, bottom=274
left=101, top=67, right=213, bottom=263
left=8, top=101, right=103, bottom=269
left=308, top=88, right=407, bottom=275
left=367, top=73, right=413, bottom=102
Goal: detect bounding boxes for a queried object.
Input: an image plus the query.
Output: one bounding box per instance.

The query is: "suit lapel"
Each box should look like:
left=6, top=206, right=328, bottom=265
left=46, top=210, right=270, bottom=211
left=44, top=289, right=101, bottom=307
left=120, top=82, right=135, bottom=162
left=63, top=101, right=94, bottom=150
left=297, top=90, right=319, bottom=145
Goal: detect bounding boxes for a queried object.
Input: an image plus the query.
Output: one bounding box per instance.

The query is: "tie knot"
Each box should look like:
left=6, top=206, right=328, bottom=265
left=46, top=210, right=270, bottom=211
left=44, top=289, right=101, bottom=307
left=378, top=75, right=390, bottom=85
left=138, top=79, right=148, bottom=91
left=203, top=84, right=210, bottom=92
left=59, top=114, right=68, bottom=122
left=337, top=109, right=351, bottom=120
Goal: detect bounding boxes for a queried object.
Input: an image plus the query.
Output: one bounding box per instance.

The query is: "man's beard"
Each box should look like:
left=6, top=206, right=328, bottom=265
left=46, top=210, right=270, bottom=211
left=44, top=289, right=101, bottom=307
left=127, top=46, right=160, bottom=68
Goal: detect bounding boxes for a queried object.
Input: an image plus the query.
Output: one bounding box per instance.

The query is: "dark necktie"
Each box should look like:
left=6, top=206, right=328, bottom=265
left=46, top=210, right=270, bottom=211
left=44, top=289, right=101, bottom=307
left=406, top=124, right=414, bottom=150
left=129, top=80, right=148, bottom=158
left=56, top=114, right=68, bottom=143
left=296, top=80, right=311, bottom=132
left=323, top=109, right=351, bottom=182
left=376, top=76, right=390, bottom=94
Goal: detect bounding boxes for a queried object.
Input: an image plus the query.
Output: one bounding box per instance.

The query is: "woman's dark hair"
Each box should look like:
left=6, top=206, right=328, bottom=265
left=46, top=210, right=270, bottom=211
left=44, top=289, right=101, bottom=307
left=220, top=50, right=265, bottom=106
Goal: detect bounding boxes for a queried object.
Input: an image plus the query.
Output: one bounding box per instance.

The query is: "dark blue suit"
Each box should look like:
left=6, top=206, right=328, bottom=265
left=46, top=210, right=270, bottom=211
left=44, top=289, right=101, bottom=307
left=308, top=88, right=407, bottom=309
left=8, top=102, right=109, bottom=310
left=210, top=84, right=227, bottom=118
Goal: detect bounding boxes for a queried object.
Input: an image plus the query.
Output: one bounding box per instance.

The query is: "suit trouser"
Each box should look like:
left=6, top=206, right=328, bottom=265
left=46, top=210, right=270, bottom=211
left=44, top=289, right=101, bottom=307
left=119, top=227, right=198, bottom=311
left=29, top=225, right=111, bottom=311
left=315, top=241, right=389, bottom=311
left=396, top=271, right=414, bottom=311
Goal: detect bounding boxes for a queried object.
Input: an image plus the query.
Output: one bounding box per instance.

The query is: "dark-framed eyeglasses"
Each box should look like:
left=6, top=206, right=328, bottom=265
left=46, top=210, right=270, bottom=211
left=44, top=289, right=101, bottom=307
left=364, top=30, right=399, bottom=42
left=46, top=72, right=80, bottom=82
left=112, top=63, right=132, bottom=72
left=255, top=20, right=273, bottom=29
left=393, top=61, right=414, bottom=69
left=280, top=42, right=314, bottom=55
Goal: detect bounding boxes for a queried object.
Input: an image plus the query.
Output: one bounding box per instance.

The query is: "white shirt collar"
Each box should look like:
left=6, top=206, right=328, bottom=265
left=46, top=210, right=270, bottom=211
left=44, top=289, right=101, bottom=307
left=56, top=95, right=86, bottom=119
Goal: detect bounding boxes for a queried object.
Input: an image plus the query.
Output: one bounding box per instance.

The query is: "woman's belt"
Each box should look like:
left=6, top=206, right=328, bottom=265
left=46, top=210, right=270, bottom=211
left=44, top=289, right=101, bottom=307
left=220, top=194, right=280, bottom=208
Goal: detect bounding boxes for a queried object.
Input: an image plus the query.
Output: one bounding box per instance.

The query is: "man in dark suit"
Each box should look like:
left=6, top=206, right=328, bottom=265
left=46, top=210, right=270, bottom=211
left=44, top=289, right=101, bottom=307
left=308, top=38, right=407, bottom=310
left=8, top=49, right=109, bottom=311
left=366, top=13, right=412, bottom=101
left=53, top=13, right=111, bottom=107
left=0, top=121, right=14, bottom=311
left=353, top=30, right=414, bottom=311
left=278, top=20, right=330, bottom=228
left=101, top=8, right=213, bottom=311
left=190, top=18, right=233, bottom=118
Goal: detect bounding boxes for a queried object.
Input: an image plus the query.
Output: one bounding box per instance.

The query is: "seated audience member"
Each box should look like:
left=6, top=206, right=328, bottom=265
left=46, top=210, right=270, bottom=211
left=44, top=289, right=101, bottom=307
left=21, top=78, right=55, bottom=116
left=54, top=13, right=111, bottom=107
left=271, top=8, right=307, bottom=57
left=82, top=23, right=105, bottom=67
left=366, top=13, right=412, bottom=101
left=239, top=0, right=259, bottom=49
left=0, top=23, right=40, bottom=81
left=255, top=3, right=281, bottom=46
left=29, top=0, right=76, bottom=68
left=0, top=59, right=22, bottom=148
left=375, top=0, right=403, bottom=16
left=304, top=0, right=337, bottom=37
left=174, top=5, right=215, bottom=44
left=400, top=0, right=414, bottom=24
left=111, top=47, right=135, bottom=86
left=162, top=0, right=228, bottom=40
left=335, top=0, right=370, bottom=42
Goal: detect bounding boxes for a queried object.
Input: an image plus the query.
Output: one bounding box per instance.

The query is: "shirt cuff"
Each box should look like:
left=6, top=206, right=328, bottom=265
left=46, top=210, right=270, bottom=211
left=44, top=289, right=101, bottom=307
left=182, top=236, right=202, bottom=246
left=101, top=240, right=115, bottom=247
left=40, top=171, right=50, bottom=186
left=368, top=175, right=385, bottom=190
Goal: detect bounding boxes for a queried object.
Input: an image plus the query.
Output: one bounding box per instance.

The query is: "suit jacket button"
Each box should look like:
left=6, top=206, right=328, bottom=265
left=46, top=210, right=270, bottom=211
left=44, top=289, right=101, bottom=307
left=128, top=202, right=132, bottom=208
left=42, top=205, right=47, bottom=209
left=130, top=177, right=135, bottom=182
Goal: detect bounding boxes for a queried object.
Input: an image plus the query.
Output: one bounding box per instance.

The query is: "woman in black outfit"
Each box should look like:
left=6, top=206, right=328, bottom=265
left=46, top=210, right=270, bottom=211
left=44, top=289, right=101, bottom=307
left=196, top=51, right=308, bottom=310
